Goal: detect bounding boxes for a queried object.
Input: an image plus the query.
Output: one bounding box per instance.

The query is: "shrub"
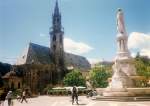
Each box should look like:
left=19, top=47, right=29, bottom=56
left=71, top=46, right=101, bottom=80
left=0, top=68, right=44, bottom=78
left=63, top=69, right=86, bottom=87
left=89, top=66, right=111, bottom=88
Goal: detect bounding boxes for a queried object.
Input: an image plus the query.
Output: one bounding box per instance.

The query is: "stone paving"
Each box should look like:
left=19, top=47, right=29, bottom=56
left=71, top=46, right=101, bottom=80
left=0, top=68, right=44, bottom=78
left=3, top=96, right=150, bottom=106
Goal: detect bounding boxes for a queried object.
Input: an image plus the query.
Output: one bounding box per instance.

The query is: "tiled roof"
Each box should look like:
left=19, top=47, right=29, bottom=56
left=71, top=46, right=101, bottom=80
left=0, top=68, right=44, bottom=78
left=26, top=43, right=52, bottom=64
left=16, top=43, right=91, bottom=71
left=2, top=71, right=16, bottom=79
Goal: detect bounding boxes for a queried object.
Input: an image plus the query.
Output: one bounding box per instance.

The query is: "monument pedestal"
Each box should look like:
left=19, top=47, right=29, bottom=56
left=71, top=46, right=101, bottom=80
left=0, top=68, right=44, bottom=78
left=103, top=88, right=135, bottom=97
left=103, top=64, right=135, bottom=97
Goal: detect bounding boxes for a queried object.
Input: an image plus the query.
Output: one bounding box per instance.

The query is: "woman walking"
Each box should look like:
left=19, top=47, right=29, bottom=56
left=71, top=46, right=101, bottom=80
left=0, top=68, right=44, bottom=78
left=21, top=90, right=28, bottom=103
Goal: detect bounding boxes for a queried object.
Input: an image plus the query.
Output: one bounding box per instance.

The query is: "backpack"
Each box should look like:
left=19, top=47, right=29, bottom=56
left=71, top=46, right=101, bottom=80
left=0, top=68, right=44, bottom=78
left=73, top=87, right=77, bottom=94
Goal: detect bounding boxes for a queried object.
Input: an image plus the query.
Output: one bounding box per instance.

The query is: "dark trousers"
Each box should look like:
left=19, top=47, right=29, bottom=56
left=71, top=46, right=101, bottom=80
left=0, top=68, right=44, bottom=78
left=8, top=98, right=12, bottom=106
left=21, top=96, right=27, bottom=103
left=72, top=94, right=78, bottom=104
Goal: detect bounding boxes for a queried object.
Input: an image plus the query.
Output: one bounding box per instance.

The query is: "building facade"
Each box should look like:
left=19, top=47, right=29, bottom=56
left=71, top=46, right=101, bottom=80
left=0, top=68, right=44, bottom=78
left=3, top=1, right=90, bottom=93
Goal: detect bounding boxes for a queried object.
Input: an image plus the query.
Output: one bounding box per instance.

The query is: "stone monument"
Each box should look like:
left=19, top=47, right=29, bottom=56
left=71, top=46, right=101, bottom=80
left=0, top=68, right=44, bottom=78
left=103, top=9, right=136, bottom=97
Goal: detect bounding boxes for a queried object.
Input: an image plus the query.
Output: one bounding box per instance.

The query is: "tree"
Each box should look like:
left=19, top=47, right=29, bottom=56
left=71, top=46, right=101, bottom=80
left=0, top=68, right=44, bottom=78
left=0, top=73, right=3, bottom=87
left=89, top=66, right=111, bottom=88
left=134, top=55, right=150, bottom=87
left=0, top=62, right=12, bottom=87
left=63, top=69, right=86, bottom=86
left=0, top=62, right=12, bottom=76
left=135, top=55, right=150, bottom=78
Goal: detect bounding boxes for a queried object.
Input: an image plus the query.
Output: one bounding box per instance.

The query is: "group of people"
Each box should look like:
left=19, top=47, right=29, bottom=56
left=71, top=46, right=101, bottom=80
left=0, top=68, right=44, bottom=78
left=1, top=86, right=96, bottom=105
left=0, top=89, right=28, bottom=106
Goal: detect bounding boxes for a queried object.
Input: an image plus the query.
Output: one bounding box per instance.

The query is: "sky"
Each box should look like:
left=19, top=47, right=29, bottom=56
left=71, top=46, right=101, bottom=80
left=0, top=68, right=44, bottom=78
left=0, top=0, right=150, bottom=64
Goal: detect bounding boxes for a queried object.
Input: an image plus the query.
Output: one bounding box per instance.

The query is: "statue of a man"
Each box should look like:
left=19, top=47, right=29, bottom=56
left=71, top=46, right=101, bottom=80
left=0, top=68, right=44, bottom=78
left=117, top=8, right=126, bottom=34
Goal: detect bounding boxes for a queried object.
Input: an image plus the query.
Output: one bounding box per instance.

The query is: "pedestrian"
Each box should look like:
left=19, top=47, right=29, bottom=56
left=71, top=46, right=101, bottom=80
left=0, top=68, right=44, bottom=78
left=21, top=90, right=28, bottom=103
left=71, top=86, right=79, bottom=105
left=16, top=94, right=21, bottom=102
left=0, top=88, right=7, bottom=106
left=6, top=90, right=13, bottom=106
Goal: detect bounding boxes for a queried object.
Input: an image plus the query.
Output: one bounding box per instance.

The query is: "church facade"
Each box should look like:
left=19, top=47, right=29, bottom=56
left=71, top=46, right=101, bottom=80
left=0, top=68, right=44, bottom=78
left=3, top=1, right=90, bottom=93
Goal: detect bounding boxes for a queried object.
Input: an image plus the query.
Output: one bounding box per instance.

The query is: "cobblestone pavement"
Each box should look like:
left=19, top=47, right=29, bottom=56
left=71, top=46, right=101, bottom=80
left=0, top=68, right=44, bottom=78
left=3, top=96, right=150, bottom=106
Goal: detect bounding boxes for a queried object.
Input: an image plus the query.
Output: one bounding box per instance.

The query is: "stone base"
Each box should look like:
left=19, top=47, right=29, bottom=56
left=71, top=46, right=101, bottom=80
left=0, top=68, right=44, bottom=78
left=103, top=88, right=135, bottom=97
left=96, top=88, right=150, bottom=97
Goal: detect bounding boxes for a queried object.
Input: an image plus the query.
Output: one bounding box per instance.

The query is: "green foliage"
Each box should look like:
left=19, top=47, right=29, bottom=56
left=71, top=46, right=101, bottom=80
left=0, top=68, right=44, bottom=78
left=47, top=89, right=90, bottom=96
left=63, top=69, right=86, bottom=86
left=0, top=62, right=12, bottom=87
left=135, top=56, right=150, bottom=78
left=0, top=76, right=3, bottom=87
left=43, top=84, right=53, bottom=94
left=47, top=89, right=68, bottom=96
left=134, top=78, right=149, bottom=87
left=12, top=89, right=22, bottom=98
left=89, top=66, right=111, bottom=88
left=134, top=55, right=150, bottom=87
left=0, top=62, right=11, bottom=76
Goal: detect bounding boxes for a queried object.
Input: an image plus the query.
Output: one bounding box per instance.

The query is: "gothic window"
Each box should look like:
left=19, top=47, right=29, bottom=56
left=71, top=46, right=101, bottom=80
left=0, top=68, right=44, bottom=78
left=18, top=82, right=20, bottom=89
left=60, top=37, right=62, bottom=43
left=53, top=35, right=56, bottom=41
left=11, top=82, right=14, bottom=89
left=57, top=18, right=59, bottom=23
left=53, top=45, right=56, bottom=50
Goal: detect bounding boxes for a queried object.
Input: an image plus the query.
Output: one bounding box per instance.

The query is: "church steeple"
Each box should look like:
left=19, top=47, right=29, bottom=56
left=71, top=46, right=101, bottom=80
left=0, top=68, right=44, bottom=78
left=54, top=0, right=59, bottom=15
left=50, top=0, right=65, bottom=82
left=52, top=0, right=62, bottom=31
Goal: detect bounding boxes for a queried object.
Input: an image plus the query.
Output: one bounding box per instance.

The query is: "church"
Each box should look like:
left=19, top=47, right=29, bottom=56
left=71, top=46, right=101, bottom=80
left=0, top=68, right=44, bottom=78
left=3, top=0, right=90, bottom=93
left=16, top=1, right=90, bottom=72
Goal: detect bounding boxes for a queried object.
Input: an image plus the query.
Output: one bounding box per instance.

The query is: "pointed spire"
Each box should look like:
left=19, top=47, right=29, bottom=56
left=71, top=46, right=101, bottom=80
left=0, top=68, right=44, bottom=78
left=54, top=0, right=60, bottom=15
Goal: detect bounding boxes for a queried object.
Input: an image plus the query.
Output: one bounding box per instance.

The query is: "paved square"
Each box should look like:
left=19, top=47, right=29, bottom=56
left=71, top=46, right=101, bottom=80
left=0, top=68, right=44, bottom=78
left=3, top=96, right=150, bottom=106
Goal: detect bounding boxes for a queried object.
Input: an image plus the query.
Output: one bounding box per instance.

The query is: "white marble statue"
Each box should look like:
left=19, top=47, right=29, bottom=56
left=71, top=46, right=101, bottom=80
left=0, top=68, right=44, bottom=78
left=117, top=8, right=126, bottom=34
left=103, top=9, right=137, bottom=97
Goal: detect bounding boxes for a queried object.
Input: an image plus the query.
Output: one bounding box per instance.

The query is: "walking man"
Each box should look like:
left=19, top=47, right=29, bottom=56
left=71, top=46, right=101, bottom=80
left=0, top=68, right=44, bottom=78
left=71, top=86, right=79, bottom=105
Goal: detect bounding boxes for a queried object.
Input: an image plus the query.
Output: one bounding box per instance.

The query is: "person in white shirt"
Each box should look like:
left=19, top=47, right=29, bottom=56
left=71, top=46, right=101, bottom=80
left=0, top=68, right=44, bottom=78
left=21, top=90, right=28, bottom=103
left=6, top=90, right=12, bottom=106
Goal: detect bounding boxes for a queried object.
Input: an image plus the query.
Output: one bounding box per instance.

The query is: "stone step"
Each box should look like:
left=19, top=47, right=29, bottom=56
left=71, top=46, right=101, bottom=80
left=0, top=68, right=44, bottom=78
left=93, top=96, right=150, bottom=101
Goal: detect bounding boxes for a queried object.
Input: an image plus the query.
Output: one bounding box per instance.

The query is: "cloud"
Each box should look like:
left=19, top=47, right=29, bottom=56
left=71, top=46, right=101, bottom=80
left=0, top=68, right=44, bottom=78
left=140, top=49, right=150, bottom=58
left=40, top=33, right=48, bottom=37
left=131, top=52, right=137, bottom=58
left=64, top=38, right=93, bottom=55
left=1, top=57, right=17, bottom=65
left=128, top=32, right=150, bottom=49
left=128, top=32, right=150, bottom=58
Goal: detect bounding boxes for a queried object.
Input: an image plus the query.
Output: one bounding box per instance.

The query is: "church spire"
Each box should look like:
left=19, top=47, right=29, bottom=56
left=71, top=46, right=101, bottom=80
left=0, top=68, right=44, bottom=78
left=50, top=0, right=65, bottom=82
left=54, top=0, right=59, bottom=15
left=52, top=0, right=62, bottom=31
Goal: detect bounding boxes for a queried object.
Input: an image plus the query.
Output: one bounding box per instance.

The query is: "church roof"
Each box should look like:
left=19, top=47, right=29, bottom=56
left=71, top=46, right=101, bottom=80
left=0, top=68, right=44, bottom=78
left=16, top=43, right=91, bottom=71
left=27, top=43, right=52, bottom=64
left=2, top=71, right=17, bottom=79
left=16, top=43, right=52, bottom=65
